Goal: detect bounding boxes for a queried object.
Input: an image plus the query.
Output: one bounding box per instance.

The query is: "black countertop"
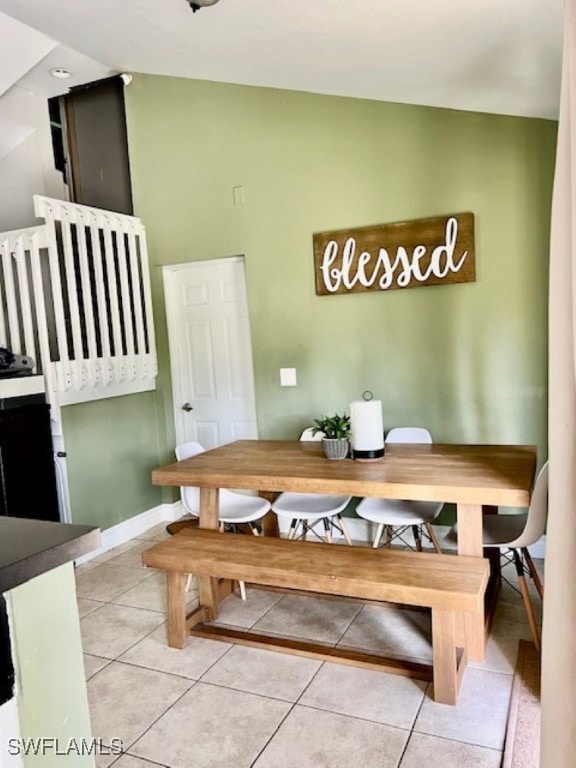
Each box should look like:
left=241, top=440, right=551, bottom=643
left=0, top=517, right=101, bottom=594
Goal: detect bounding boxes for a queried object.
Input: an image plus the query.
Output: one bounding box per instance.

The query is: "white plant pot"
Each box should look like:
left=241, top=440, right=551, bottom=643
left=322, top=438, right=350, bottom=460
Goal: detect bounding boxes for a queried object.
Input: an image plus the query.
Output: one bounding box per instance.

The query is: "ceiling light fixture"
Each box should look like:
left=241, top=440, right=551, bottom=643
left=50, top=68, right=72, bottom=79
left=189, top=0, right=220, bottom=12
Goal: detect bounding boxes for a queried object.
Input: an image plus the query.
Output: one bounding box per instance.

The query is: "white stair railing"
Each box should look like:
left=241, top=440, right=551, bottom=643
left=0, top=225, right=47, bottom=375
left=33, top=196, right=157, bottom=404
left=0, top=198, right=159, bottom=523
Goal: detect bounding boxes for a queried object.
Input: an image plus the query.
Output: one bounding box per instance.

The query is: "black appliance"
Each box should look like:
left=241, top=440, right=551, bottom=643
left=0, top=392, right=60, bottom=522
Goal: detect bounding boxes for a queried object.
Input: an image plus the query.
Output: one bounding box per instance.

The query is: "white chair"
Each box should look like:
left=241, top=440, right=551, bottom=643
left=356, top=427, right=443, bottom=552
left=271, top=428, right=353, bottom=544
left=445, top=461, right=548, bottom=651
left=175, top=441, right=271, bottom=599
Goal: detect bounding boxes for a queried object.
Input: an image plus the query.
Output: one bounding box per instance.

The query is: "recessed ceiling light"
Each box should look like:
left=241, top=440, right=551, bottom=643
left=49, top=68, right=72, bottom=79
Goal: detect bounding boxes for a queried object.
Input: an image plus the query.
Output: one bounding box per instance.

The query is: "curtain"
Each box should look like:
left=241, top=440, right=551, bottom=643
left=541, top=1, right=576, bottom=765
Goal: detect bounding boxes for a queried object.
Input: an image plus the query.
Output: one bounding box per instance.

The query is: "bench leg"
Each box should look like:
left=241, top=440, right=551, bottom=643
left=167, top=572, right=188, bottom=649
left=431, top=608, right=460, bottom=705
left=455, top=612, right=486, bottom=663
left=455, top=503, right=487, bottom=662
left=198, top=487, right=222, bottom=620
left=198, top=574, right=220, bottom=620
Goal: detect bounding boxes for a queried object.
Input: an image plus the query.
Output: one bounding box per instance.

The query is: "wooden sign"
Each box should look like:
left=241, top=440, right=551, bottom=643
left=313, top=213, right=475, bottom=296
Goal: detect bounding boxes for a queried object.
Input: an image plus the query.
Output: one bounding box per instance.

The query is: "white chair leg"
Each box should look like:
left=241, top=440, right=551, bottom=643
left=522, top=547, right=544, bottom=599
left=338, top=516, right=353, bottom=545
left=185, top=573, right=193, bottom=591
left=513, top=550, right=540, bottom=651
left=425, top=522, right=442, bottom=554
left=373, top=522, right=384, bottom=548
left=238, top=580, right=247, bottom=601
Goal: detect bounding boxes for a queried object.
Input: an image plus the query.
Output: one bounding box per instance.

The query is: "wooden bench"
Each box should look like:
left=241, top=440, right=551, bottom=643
left=142, top=528, right=489, bottom=705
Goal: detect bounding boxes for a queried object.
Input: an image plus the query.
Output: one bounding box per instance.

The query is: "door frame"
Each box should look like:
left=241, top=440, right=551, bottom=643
left=162, top=255, right=258, bottom=448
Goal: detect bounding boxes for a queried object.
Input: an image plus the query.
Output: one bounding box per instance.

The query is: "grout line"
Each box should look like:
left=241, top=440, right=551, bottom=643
left=295, top=700, right=415, bottom=735
left=75, top=565, right=158, bottom=605
left=397, top=731, right=504, bottom=767
left=248, top=700, right=297, bottom=768
left=185, top=676, right=301, bottom=706
left=116, top=682, right=196, bottom=763
left=113, top=756, right=168, bottom=768
left=83, top=651, right=114, bottom=678
left=110, top=657, right=202, bottom=685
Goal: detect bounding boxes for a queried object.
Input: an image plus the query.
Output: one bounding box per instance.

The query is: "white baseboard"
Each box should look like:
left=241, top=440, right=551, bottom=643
left=74, top=501, right=183, bottom=565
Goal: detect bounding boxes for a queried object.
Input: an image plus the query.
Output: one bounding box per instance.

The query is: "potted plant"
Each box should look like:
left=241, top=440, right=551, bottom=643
left=312, top=413, right=351, bottom=460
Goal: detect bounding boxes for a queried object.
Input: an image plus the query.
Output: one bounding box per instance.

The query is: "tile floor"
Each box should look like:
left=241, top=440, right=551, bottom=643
left=76, top=523, right=542, bottom=768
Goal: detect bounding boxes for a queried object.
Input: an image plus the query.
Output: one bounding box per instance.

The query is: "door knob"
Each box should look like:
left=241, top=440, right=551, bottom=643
left=182, top=402, right=194, bottom=412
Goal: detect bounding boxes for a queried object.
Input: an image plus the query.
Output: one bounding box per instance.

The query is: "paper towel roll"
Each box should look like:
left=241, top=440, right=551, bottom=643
left=350, top=399, right=385, bottom=460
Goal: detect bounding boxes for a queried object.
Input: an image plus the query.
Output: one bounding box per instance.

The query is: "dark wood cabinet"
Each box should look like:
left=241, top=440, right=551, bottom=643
left=51, top=75, right=133, bottom=215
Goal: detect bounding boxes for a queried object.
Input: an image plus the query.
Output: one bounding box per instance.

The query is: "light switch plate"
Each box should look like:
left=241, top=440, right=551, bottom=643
left=280, top=368, right=297, bottom=386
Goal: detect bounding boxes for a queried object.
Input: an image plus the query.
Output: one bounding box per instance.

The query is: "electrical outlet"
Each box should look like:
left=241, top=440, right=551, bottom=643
left=233, top=186, right=245, bottom=206
left=280, top=368, right=297, bottom=387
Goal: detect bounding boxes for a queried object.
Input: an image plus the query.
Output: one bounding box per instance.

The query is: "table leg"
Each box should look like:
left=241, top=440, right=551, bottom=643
left=198, top=487, right=221, bottom=620
left=259, top=492, right=280, bottom=537
left=456, top=503, right=483, bottom=558
left=455, top=503, right=486, bottom=661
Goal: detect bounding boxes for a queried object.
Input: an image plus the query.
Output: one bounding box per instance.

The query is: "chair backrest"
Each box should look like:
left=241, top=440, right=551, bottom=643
left=175, top=441, right=205, bottom=514
left=385, top=427, right=432, bottom=444
left=175, top=441, right=205, bottom=461
left=514, top=461, right=549, bottom=547
left=175, top=441, right=252, bottom=514
left=300, top=427, right=323, bottom=441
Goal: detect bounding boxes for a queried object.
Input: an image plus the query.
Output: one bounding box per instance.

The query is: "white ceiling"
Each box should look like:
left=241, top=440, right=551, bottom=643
left=0, top=0, right=565, bottom=119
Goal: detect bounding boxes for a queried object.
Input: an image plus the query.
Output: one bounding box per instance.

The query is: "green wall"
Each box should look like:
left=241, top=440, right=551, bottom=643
left=126, top=75, right=554, bottom=459
left=62, top=392, right=164, bottom=528
left=63, top=73, right=556, bottom=529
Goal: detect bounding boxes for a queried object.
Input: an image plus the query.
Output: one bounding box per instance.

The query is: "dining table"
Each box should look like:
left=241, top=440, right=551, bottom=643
left=151, top=439, right=537, bottom=661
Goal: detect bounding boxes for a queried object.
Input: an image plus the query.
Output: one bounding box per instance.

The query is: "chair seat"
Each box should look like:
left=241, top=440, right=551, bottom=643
left=272, top=492, right=351, bottom=521
left=218, top=491, right=271, bottom=524
left=481, top=513, right=529, bottom=548
left=444, top=513, right=529, bottom=549
left=356, top=497, right=443, bottom=525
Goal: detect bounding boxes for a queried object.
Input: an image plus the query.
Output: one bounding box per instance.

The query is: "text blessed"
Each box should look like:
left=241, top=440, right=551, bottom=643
left=313, top=213, right=475, bottom=296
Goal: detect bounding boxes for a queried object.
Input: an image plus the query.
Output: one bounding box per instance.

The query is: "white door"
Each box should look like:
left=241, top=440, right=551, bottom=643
left=163, top=257, right=259, bottom=449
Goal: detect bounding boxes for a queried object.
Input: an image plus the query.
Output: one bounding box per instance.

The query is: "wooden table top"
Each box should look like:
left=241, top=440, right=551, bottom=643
left=152, top=440, right=537, bottom=507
